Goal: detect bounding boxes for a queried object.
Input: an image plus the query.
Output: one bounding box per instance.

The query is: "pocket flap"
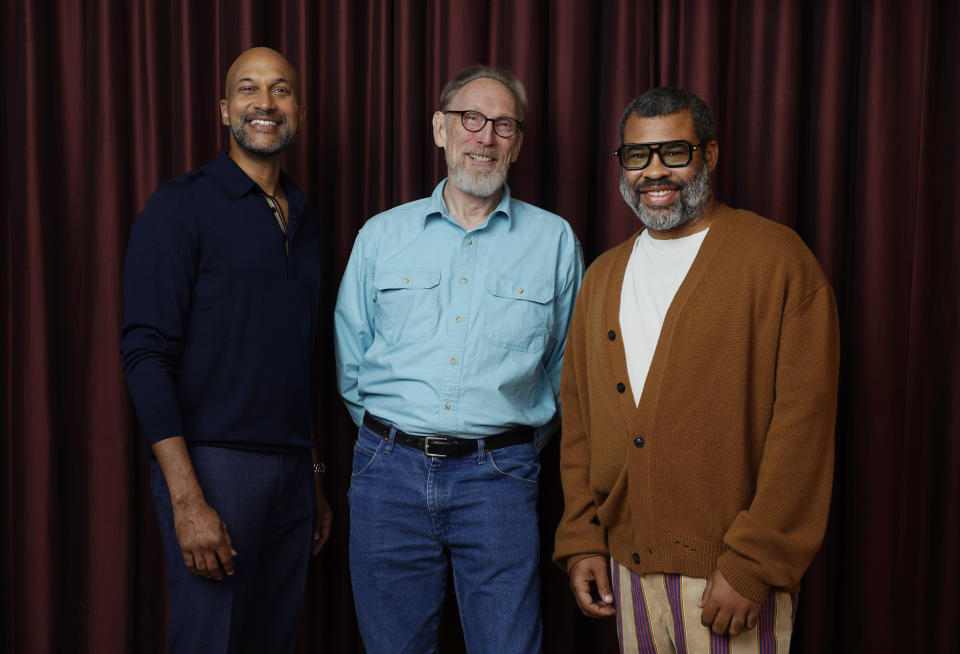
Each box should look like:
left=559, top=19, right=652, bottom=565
left=485, top=274, right=553, bottom=304
left=374, top=269, right=441, bottom=291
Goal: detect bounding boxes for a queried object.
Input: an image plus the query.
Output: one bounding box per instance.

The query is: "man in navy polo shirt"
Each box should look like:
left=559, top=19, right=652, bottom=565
left=121, top=47, right=331, bottom=654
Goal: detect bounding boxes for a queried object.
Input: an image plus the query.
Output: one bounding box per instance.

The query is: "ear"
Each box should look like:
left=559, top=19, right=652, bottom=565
left=432, top=111, right=447, bottom=148
left=704, top=140, right=718, bottom=172
left=219, top=98, right=230, bottom=127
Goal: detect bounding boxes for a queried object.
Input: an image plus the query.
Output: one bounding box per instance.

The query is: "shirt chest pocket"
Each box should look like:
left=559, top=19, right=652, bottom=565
left=482, top=274, right=554, bottom=353
left=373, top=269, right=441, bottom=344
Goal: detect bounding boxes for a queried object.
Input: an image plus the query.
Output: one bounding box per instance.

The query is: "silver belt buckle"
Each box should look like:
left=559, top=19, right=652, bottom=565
left=423, top=436, right=450, bottom=457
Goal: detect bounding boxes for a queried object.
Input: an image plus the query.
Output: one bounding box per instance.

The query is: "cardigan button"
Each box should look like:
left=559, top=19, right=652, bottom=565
left=633, top=436, right=644, bottom=448
left=632, top=552, right=640, bottom=563
left=617, top=382, right=625, bottom=393
left=608, top=330, right=616, bottom=341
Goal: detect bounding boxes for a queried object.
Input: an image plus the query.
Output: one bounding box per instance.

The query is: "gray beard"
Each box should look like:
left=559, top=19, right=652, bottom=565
left=447, top=161, right=510, bottom=199
left=230, top=114, right=297, bottom=156
left=620, top=161, right=712, bottom=232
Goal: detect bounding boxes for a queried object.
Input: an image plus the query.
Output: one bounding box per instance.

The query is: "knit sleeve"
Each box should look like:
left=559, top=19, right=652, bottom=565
left=718, top=282, right=840, bottom=601
left=553, top=281, right=610, bottom=572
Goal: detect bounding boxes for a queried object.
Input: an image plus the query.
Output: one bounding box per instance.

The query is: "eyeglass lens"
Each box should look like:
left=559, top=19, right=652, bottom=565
left=620, top=141, right=693, bottom=169
left=460, top=110, right=519, bottom=138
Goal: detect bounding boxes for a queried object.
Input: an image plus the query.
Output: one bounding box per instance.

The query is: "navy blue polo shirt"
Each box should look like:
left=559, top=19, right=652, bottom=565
left=121, top=151, right=322, bottom=451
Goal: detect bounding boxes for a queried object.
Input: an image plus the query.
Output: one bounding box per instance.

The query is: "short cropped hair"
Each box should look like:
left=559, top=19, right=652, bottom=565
left=439, top=65, right=528, bottom=123
left=618, top=87, right=714, bottom=144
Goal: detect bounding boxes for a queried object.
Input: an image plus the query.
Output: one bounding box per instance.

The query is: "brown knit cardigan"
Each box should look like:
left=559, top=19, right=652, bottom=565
left=553, top=204, right=840, bottom=602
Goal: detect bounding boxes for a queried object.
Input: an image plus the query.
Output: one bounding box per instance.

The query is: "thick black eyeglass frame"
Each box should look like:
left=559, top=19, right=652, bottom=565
left=613, top=140, right=705, bottom=170
left=444, top=110, right=524, bottom=138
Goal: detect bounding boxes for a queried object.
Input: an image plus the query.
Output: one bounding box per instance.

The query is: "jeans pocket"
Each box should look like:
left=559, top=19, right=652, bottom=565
left=351, top=426, right=385, bottom=478
left=487, top=442, right=540, bottom=486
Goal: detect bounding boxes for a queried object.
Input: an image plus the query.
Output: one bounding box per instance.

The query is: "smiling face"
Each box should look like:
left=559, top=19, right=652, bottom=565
left=619, top=110, right=718, bottom=236
left=432, top=77, right=524, bottom=199
left=219, top=47, right=306, bottom=158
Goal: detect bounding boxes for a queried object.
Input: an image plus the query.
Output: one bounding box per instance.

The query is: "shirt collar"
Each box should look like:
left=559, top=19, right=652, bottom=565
left=422, top=178, right=514, bottom=230
left=204, top=150, right=307, bottom=216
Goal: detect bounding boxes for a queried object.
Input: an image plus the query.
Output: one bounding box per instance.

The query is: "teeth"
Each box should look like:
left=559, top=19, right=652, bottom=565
left=250, top=119, right=276, bottom=126
left=468, top=154, right=493, bottom=162
left=646, top=189, right=672, bottom=196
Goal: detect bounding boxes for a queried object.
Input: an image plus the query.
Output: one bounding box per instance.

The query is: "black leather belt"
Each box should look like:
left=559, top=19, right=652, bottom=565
left=362, top=412, right=534, bottom=457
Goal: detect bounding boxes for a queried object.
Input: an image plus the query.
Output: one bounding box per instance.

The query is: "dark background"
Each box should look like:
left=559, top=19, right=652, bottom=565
left=3, top=0, right=958, bottom=652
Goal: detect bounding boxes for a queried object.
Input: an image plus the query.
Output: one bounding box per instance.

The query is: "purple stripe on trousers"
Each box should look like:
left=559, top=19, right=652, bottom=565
left=628, top=566, right=658, bottom=654
left=757, top=591, right=775, bottom=654
left=709, top=629, right=730, bottom=654
left=663, top=574, right=688, bottom=654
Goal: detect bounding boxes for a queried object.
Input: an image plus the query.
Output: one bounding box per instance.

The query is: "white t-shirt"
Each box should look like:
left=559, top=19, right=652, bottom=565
left=619, top=228, right=708, bottom=406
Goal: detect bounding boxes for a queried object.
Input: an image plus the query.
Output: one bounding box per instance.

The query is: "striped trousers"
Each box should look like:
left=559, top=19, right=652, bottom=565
left=611, top=559, right=797, bottom=654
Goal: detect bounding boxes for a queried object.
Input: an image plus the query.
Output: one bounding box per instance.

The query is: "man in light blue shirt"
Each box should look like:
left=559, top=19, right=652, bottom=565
left=334, top=65, right=583, bottom=654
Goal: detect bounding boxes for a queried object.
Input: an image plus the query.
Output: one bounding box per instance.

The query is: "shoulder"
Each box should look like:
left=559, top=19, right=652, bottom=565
left=509, top=198, right=576, bottom=236
left=583, top=234, right=637, bottom=282
left=361, top=196, right=433, bottom=234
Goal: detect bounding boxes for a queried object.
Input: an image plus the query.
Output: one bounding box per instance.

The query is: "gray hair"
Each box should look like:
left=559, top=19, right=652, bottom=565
left=439, top=65, right=528, bottom=123
left=618, top=87, right=714, bottom=144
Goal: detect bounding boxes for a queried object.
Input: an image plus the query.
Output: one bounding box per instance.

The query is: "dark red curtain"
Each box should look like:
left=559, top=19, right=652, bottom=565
left=3, top=1, right=958, bottom=652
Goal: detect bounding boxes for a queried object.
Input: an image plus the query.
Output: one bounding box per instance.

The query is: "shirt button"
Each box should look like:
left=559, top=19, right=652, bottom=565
left=617, top=382, right=626, bottom=393
left=608, top=330, right=616, bottom=341
left=456, top=316, right=463, bottom=323
left=402, top=278, right=409, bottom=284
left=633, top=436, right=644, bottom=448
left=450, top=358, right=457, bottom=365
left=632, top=552, right=640, bottom=564
left=444, top=402, right=452, bottom=409
left=460, top=277, right=468, bottom=284
left=517, top=287, right=524, bottom=294
left=466, top=238, right=473, bottom=245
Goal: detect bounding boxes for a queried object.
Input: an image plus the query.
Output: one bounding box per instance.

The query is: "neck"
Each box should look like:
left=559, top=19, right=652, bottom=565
left=228, top=144, right=285, bottom=197
left=647, top=197, right=719, bottom=240
left=442, top=181, right=503, bottom=231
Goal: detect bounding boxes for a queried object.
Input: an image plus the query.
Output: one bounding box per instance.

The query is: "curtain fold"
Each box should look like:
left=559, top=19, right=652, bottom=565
left=3, top=1, right=958, bottom=652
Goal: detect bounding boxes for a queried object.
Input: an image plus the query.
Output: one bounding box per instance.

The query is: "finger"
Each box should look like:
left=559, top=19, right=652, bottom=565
left=182, top=551, right=198, bottom=575
left=591, top=567, right=613, bottom=605
left=728, top=613, right=745, bottom=637
left=699, top=576, right=713, bottom=608
left=711, top=608, right=731, bottom=635
left=222, top=524, right=238, bottom=558
left=217, top=544, right=236, bottom=576
left=201, top=550, right=223, bottom=580
left=700, top=602, right=718, bottom=628
left=746, top=607, right=760, bottom=630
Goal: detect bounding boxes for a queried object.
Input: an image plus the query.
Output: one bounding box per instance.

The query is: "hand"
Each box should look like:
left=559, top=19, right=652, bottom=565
left=699, top=568, right=761, bottom=636
left=569, top=556, right=617, bottom=618
left=312, top=477, right=332, bottom=555
left=172, top=498, right=236, bottom=580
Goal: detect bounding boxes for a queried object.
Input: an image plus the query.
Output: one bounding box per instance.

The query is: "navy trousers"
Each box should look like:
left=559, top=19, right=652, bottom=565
left=150, top=446, right=316, bottom=654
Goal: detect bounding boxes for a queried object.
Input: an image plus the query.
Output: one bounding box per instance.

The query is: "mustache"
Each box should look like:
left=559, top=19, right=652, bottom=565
left=634, top=178, right=685, bottom=193
left=242, top=111, right=287, bottom=124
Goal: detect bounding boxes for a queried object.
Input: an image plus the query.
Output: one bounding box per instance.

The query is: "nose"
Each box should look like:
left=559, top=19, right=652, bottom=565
left=642, top=150, right=670, bottom=179
left=254, top=89, right=277, bottom=111
left=473, top=120, right=496, bottom=145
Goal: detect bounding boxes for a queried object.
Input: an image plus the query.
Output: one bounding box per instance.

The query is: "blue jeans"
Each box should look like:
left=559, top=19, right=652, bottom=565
left=150, top=446, right=316, bottom=654
left=348, top=423, right=543, bottom=654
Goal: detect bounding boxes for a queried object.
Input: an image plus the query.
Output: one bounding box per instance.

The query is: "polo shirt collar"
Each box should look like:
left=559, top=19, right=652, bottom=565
left=204, top=150, right=307, bottom=216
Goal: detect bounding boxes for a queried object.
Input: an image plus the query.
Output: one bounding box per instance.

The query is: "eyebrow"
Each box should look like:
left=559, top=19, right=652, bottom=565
left=234, top=77, right=293, bottom=87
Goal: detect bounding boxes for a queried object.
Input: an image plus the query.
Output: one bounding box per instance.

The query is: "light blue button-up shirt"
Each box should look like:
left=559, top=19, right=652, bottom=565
left=335, top=179, right=583, bottom=446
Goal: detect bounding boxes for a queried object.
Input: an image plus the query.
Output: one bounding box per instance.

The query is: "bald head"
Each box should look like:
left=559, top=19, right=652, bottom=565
left=224, top=47, right=301, bottom=101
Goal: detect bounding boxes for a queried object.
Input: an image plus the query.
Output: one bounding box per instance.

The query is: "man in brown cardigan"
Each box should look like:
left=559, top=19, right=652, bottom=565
left=553, top=87, right=839, bottom=652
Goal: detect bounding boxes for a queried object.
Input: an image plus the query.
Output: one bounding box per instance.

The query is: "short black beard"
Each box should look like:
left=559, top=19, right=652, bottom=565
left=230, top=113, right=297, bottom=156
left=620, top=161, right=712, bottom=232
